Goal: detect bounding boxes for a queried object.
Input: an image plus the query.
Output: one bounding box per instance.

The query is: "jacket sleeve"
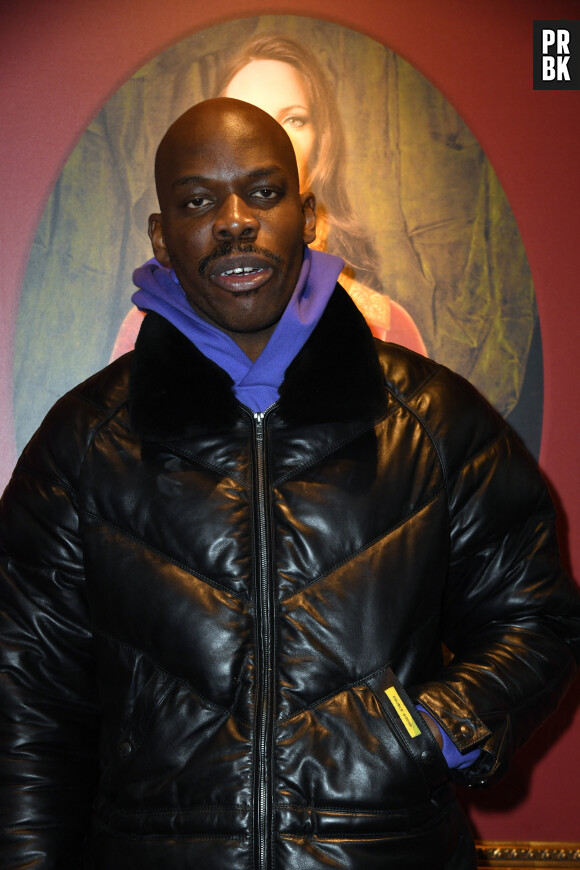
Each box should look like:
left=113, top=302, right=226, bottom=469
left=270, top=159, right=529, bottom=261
left=411, top=369, right=580, bottom=787
left=0, top=395, right=101, bottom=868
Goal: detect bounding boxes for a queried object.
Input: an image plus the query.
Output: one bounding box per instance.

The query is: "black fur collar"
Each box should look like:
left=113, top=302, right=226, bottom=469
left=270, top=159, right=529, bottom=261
left=128, top=285, right=388, bottom=441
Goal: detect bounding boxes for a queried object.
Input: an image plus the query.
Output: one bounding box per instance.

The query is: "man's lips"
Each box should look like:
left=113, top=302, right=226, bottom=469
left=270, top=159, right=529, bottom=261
left=208, top=254, right=274, bottom=293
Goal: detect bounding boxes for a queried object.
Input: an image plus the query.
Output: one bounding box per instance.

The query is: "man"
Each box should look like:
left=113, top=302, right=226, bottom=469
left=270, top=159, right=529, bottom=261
left=0, top=98, right=579, bottom=870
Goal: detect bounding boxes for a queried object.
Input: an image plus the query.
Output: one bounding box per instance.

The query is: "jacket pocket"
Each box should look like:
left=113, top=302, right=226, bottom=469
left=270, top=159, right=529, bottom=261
left=98, top=666, right=180, bottom=803
left=116, top=667, right=179, bottom=759
left=365, top=667, right=449, bottom=792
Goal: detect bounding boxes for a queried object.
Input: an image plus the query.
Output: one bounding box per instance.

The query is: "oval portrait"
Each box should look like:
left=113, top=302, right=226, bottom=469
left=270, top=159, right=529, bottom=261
left=14, top=15, right=542, bottom=455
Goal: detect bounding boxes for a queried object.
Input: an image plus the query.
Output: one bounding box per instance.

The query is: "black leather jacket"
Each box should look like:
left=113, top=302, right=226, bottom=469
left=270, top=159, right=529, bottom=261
left=1, top=288, right=579, bottom=870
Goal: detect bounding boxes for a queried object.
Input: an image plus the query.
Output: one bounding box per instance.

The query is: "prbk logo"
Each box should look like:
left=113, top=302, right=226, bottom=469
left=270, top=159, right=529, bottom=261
left=533, top=21, right=580, bottom=89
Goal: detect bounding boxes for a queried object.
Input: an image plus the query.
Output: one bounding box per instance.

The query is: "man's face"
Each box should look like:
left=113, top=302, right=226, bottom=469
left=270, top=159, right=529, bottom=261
left=149, top=100, right=316, bottom=360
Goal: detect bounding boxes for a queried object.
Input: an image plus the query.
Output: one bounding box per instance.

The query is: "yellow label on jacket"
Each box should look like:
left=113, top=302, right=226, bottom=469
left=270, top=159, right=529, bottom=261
left=385, top=687, right=421, bottom=738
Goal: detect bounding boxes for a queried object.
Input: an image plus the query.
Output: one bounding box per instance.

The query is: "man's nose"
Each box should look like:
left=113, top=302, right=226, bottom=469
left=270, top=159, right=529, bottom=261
left=212, top=194, right=259, bottom=242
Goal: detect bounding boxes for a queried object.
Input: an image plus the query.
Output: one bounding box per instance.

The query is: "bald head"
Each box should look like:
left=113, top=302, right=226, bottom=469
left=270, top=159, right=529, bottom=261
left=155, top=98, right=300, bottom=207
left=147, top=97, right=316, bottom=362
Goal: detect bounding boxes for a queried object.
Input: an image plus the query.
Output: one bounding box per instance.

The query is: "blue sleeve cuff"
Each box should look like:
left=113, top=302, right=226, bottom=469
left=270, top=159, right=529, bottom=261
left=416, top=704, right=482, bottom=769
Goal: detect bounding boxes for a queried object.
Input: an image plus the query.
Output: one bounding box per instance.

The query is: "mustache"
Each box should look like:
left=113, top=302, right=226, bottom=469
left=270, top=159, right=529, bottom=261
left=198, top=242, right=284, bottom=277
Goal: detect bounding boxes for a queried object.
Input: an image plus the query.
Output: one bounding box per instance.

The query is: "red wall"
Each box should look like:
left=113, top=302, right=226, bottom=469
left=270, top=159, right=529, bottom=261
left=1, top=0, right=579, bottom=843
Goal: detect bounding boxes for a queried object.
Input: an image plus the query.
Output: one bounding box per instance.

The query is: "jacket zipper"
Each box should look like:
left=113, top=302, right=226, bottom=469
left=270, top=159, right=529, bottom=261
left=252, top=410, right=274, bottom=870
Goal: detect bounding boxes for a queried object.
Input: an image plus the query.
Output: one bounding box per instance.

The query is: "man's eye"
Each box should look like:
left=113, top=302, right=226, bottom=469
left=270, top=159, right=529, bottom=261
left=186, top=196, right=211, bottom=209
left=253, top=189, right=278, bottom=201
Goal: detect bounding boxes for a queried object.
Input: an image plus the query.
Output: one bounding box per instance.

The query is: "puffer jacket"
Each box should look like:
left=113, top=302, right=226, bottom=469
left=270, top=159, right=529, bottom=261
left=1, top=287, right=579, bottom=870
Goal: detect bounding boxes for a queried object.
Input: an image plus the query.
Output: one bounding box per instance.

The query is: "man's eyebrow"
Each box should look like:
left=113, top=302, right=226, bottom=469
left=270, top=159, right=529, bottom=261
left=172, top=166, right=286, bottom=189
left=172, top=175, right=210, bottom=189
left=246, top=165, right=285, bottom=179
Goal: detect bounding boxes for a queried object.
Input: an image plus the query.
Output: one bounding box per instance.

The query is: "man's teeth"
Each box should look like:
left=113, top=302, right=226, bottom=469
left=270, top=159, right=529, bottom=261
left=221, top=266, right=262, bottom=276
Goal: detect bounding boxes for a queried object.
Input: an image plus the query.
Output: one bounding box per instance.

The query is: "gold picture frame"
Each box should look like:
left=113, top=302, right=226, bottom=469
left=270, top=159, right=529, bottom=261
left=477, top=842, right=580, bottom=868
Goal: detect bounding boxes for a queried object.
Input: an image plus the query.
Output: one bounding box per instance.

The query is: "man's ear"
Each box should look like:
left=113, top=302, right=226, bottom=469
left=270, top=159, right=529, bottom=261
left=148, top=213, right=171, bottom=267
left=301, top=193, right=316, bottom=245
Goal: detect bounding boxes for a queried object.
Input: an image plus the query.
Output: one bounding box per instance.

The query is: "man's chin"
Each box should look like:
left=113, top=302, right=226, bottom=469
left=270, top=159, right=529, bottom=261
left=219, top=313, right=284, bottom=337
